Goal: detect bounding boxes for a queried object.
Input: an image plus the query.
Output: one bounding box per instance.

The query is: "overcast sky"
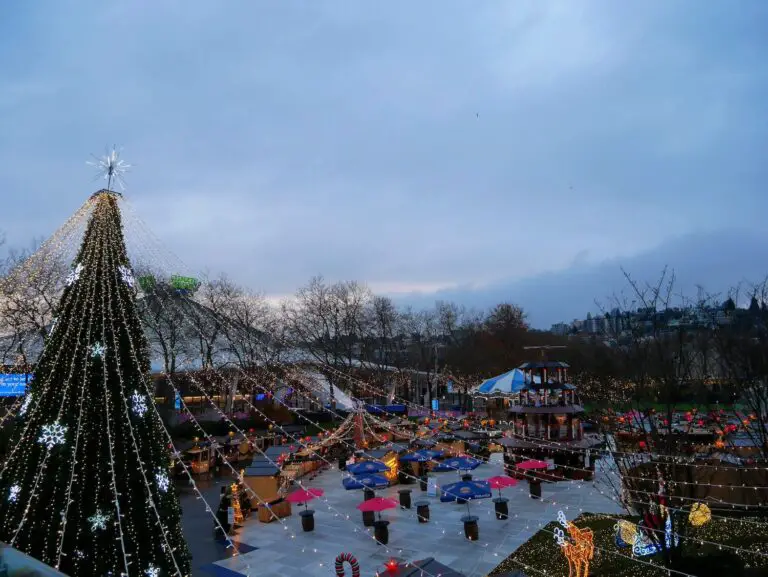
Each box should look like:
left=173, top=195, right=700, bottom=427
left=1, top=1, right=766, bottom=327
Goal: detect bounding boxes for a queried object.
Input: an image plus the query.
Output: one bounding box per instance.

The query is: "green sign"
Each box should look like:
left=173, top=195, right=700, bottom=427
left=170, top=275, right=200, bottom=291
left=138, top=275, right=156, bottom=292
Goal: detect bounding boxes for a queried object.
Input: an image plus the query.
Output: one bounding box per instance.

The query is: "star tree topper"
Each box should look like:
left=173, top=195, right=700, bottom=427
left=87, top=146, right=131, bottom=191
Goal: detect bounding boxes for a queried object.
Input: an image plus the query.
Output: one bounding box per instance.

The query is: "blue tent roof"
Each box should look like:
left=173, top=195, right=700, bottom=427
left=476, top=369, right=539, bottom=395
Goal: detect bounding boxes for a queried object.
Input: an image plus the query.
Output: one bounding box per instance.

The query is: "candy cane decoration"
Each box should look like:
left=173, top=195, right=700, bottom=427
left=335, top=552, right=360, bottom=577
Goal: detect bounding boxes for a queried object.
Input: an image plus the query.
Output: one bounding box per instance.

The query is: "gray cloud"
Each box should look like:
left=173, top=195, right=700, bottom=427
left=1, top=1, right=765, bottom=311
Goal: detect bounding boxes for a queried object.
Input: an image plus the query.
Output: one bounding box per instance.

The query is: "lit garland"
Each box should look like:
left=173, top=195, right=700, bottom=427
left=0, top=190, right=192, bottom=576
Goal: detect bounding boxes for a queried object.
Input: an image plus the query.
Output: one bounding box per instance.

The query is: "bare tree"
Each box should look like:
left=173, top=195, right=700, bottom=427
left=0, top=240, right=67, bottom=367
left=136, top=276, right=189, bottom=375
left=594, top=269, right=729, bottom=569
left=709, top=279, right=768, bottom=459
left=282, top=276, right=373, bottom=401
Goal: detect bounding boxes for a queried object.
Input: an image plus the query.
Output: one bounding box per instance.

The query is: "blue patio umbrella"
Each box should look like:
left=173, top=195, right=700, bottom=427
left=400, top=449, right=444, bottom=463
left=347, top=460, right=390, bottom=475
left=342, top=473, right=390, bottom=490
left=439, top=479, right=492, bottom=503
left=433, top=456, right=482, bottom=472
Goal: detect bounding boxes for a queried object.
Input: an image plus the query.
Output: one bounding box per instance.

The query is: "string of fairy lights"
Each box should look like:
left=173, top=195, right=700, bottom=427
left=4, top=177, right=764, bottom=576
left=124, top=282, right=550, bottom=575
left=3, top=204, right=103, bottom=560
left=102, top=213, right=187, bottom=576
left=102, top=221, right=255, bottom=577
left=109, top=216, right=768, bottom=572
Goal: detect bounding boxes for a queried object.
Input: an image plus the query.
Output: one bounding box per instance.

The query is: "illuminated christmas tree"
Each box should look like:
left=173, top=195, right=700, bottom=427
left=0, top=161, right=191, bottom=576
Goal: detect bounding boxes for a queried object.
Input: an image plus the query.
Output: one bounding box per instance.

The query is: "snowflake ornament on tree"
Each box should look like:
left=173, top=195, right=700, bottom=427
left=131, top=390, right=148, bottom=417
left=90, top=342, right=107, bottom=359
left=144, top=565, right=160, bottom=577
left=88, top=510, right=109, bottom=531
left=8, top=485, right=20, bottom=503
left=38, top=421, right=68, bottom=449
left=65, top=263, right=84, bottom=287
left=18, top=394, right=32, bottom=417
left=118, top=265, right=135, bottom=288
left=155, top=469, right=170, bottom=493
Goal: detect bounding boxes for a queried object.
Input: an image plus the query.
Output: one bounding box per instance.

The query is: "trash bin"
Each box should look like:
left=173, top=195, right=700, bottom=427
left=493, top=497, right=509, bottom=520
left=362, top=510, right=375, bottom=527
left=398, top=489, right=412, bottom=509
left=461, top=515, right=479, bottom=541
left=373, top=520, right=390, bottom=545
left=529, top=479, right=542, bottom=499
left=300, top=509, right=315, bottom=532
left=415, top=500, right=430, bottom=523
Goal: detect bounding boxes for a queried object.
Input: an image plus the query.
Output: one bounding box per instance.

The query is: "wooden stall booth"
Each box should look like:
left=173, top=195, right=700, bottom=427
left=241, top=461, right=292, bottom=522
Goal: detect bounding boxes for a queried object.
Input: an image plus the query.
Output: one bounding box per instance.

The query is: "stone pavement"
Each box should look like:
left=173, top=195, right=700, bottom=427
left=211, top=454, right=623, bottom=577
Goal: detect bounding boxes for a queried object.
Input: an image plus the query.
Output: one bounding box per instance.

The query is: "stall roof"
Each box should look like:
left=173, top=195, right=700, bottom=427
left=518, top=361, right=570, bottom=369
left=243, top=464, right=280, bottom=476
left=508, top=405, right=584, bottom=415
left=390, top=557, right=468, bottom=577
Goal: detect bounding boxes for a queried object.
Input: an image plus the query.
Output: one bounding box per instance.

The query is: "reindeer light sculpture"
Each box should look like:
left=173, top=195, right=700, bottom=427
left=553, top=511, right=594, bottom=577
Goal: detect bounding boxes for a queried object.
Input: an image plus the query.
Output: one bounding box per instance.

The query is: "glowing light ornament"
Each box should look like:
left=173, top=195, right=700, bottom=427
left=65, top=263, right=84, bottom=287
left=18, top=394, right=32, bottom=417
left=49, top=317, right=58, bottom=334
left=613, top=520, right=638, bottom=547
left=38, top=421, right=68, bottom=449
left=8, top=485, right=20, bottom=503
left=90, top=342, right=107, bottom=359
left=118, top=265, right=135, bottom=289
left=155, top=469, right=170, bottom=493
left=88, top=510, right=109, bottom=531
left=144, top=564, right=160, bottom=577
left=553, top=511, right=594, bottom=577
left=688, top=503, right=712, bottom=527
left=131, top=390, right=148, bottom=417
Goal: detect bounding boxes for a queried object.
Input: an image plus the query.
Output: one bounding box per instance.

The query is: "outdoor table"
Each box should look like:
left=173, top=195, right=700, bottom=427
left=398, top=489, right=412, bottom=509
left=493, top=497, right=509, bottom=520
left=373, top=520, right=390, bottom=545
left=461, top=514, right=479, bottom=541
left=299, top=509, right=315, bottom=532
left=415, top=500, right=430, bottom=523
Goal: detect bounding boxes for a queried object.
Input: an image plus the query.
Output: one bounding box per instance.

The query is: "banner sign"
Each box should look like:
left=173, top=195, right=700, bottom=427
left=0, top=374, right=32, bottom=397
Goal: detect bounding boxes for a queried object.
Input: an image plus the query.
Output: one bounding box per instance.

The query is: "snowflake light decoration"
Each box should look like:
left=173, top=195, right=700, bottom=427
left=155, top=469, right=170, bottom=493
left=118, top=265, right=135, bottom=288
left=65, top=263, right=84, bottom=287
left=38, top=421, right=68, bottom=449
left=88, top=510, right=109, bottom=531
left=87, top=147, right=131, bottom=191
left=90, top=342, right=107, bottom=359
left=131, top=390, right=148, bottom=417
left=144, top=565, right=160, bottom=577
left=8, top=485, right=20, bottom=503
left=19, top=395, right=32, bottom=417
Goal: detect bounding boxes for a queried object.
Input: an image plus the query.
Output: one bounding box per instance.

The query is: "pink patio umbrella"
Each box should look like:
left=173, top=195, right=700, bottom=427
left=285, top=487, right=324, bottom=511
left=515, top=459, right=548, bottom=470
left=357, top=497, right=398, bottom=520
left=486, top=475, right=518, bottom=498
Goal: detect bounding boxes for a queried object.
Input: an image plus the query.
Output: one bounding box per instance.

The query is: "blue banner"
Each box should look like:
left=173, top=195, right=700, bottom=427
left=446, top=380, right=453, bottom=393
left=0, top=374, right=32, bottom=397
left=431, top=399, right=439, bottom=411
left=174, top=392, right=182, bottom=410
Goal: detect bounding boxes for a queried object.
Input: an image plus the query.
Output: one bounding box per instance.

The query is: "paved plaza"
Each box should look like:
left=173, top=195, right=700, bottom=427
left=209, top=454, right=623, bottom=577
